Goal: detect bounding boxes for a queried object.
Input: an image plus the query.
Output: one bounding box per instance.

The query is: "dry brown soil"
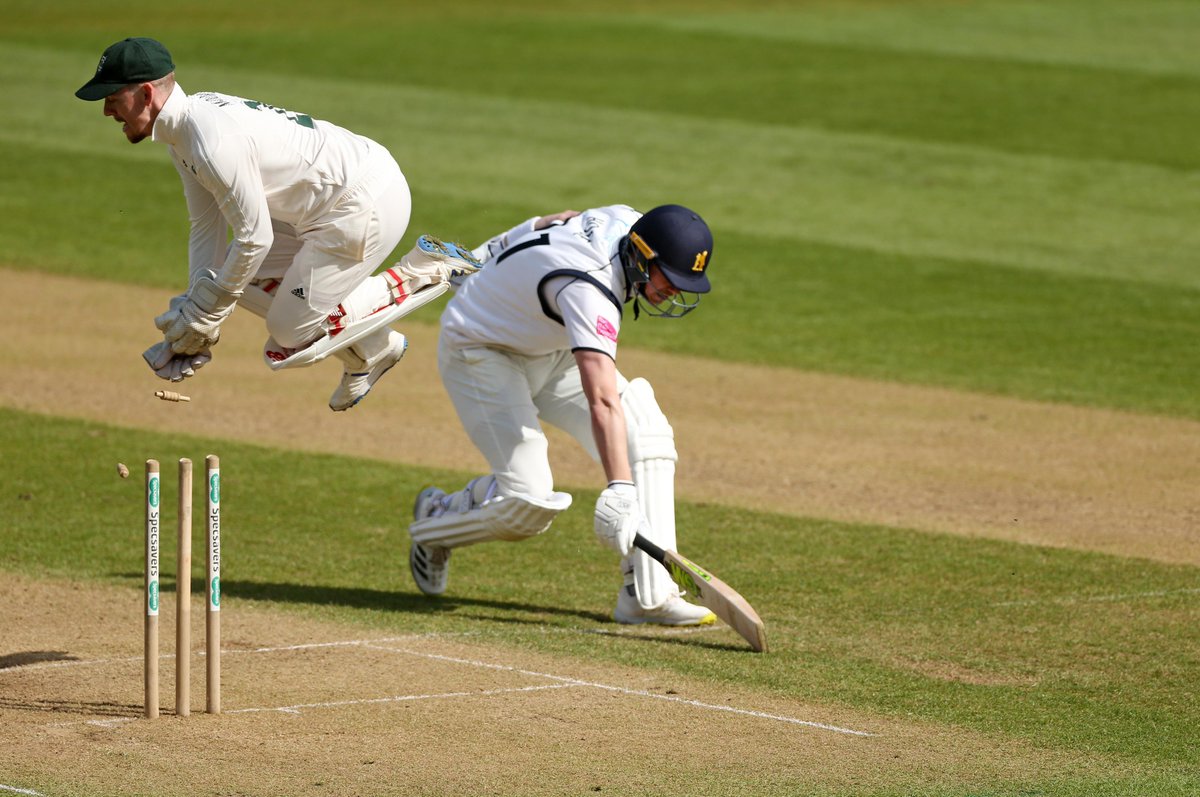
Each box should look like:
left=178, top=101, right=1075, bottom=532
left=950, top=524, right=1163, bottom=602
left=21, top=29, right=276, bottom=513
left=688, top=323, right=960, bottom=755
left=0, top=575, right=1127, bottom=797
left=3, top=267, right=1197, bottom=795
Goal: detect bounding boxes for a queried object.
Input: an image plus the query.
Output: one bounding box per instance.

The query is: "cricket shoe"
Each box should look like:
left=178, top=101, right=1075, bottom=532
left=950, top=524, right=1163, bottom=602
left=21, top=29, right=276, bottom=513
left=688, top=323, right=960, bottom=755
left=613, top=585, right=716, bottom=626
left=416, top=234, right=483, bottom=281
left=410, top=486, right=451, bottom=596
left=328, top=330, right=407, bottom=411
left=383, top=235, right=483, bottom=300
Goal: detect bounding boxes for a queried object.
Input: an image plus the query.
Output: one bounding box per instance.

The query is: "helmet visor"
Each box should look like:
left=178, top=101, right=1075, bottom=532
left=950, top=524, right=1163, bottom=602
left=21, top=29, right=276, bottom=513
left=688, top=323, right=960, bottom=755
left=635, top=289, right=701, bottom=319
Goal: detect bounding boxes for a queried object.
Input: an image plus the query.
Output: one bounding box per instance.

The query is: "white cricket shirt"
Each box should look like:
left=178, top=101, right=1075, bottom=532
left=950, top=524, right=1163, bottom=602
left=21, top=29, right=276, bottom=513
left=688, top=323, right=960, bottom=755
left=442, top=205, right=642, bottom=359
left=151, top=84, right=393, bottom=293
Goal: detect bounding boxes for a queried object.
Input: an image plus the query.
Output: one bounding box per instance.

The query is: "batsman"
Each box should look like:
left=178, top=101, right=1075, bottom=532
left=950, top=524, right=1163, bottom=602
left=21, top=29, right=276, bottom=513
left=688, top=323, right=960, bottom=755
left=75, top=37, right=480, bottom=410
left=410, top=204, right=717, bottom=626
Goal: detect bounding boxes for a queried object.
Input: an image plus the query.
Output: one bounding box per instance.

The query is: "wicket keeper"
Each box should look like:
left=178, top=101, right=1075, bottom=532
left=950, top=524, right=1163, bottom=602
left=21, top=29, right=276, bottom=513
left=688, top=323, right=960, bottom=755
left=76, top=37, right=480, bottom=410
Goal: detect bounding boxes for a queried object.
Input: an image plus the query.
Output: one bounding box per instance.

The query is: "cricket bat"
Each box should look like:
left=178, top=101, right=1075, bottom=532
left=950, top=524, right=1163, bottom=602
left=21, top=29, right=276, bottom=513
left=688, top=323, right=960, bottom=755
left=633, top=534, right=768, bottom=653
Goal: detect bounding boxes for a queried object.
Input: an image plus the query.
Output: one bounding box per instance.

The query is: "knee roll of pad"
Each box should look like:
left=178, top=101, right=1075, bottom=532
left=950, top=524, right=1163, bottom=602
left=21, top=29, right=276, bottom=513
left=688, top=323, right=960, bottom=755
left=489, top=491, right=574, bottom=541
left=410, top=487, right=573, bottom=549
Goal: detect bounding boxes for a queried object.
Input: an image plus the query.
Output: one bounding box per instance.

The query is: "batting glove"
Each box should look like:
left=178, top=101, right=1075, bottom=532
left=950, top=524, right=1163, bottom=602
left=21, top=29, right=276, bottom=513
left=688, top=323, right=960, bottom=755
left=593, top=480, right=644, bottom=556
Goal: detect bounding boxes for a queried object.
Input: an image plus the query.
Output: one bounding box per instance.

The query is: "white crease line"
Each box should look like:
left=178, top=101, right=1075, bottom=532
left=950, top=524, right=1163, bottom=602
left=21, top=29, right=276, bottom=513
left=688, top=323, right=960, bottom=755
left=994, top=586, right=1200, bottom=608
left=29, top=637, right=873, bottom=737
left=365, top=644, right=875, bottom=737
left=86, top=718, right=136, bottom=728
left=0, top=625, right=717, bottom=674
left=0, top=785, right=45, bottom=796
left=227, top=683, right=578, bottom=715
left=43, top=684, right=580, bottom=728
left=231, top=633, right=477, bottom=655
left=40, top=717, right=135, bottom=729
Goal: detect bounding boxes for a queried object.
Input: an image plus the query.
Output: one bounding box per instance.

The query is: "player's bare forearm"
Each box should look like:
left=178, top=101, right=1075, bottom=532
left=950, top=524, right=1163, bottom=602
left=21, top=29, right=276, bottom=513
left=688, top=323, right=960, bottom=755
left=533, top=210, right=581, bottom=230
left=574, top=350, right=632, bottom=483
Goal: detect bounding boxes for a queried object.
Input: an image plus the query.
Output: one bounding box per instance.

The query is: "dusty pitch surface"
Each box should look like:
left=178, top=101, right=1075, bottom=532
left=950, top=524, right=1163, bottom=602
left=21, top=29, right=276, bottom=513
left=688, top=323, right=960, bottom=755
left=1, top=576, right=1103, bottom=797
left=1, top=268, right=1194, bottom=793
left=4, top=268, right=1200, bottom=565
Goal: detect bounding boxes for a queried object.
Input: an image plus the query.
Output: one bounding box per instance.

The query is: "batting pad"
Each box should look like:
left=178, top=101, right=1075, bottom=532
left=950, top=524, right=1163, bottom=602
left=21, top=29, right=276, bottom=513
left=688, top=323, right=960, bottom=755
left=622, top=378, right=682, bottom=609
left=267, top=282, right=448, bottom=370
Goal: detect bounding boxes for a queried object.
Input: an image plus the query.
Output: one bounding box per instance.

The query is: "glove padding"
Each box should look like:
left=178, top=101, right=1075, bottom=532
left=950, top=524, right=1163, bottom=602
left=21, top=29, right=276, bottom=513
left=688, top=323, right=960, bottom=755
left=593, top=481, right=645, bottom=556
left=143, top=340, right=212, bottom=382
left=155, top=275, right=241, bottom=355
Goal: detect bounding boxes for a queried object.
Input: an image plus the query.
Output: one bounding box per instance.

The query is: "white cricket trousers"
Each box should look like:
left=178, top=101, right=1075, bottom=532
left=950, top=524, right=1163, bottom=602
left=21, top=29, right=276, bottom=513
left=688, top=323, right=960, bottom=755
left=437, top=341, right=630, bottom=499
left=252, top=144, right=412, bottom=349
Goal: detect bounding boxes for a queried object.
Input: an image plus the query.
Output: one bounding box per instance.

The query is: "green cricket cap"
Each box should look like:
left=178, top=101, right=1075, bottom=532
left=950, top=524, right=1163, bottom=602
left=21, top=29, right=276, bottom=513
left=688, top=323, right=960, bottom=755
left=75, top=38, right=174, bottom=101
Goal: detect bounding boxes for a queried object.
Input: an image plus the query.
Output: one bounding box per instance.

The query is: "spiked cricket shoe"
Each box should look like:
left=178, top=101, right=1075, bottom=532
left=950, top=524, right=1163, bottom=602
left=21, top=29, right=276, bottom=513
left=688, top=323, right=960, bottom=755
left=416, top=234, right=482, bottom=281
left=410, top=486, right=450, bottom=596
left=409, top=542, right=450, bottom=596
left=328, top=331, right=407, bottom=411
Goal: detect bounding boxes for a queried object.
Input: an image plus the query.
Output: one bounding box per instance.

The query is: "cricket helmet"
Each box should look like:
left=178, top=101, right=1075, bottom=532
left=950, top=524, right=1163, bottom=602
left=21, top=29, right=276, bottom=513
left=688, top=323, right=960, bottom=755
left=618, top=204, right=713, bottom=318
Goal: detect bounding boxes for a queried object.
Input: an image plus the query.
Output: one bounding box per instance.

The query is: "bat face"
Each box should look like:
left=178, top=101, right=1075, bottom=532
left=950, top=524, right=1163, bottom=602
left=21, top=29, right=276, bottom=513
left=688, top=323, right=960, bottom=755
left=664, top=550, right=768, bottom=653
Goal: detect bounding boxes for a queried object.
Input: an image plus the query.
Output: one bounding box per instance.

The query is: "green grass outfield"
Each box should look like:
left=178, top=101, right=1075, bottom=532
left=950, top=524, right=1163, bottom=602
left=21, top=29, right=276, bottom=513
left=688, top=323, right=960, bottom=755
left=2, top=1, right=1199, bottom=794
left=4, top=409, right=1200, bottom=794
left=3, top=0, right=1200, bottom=417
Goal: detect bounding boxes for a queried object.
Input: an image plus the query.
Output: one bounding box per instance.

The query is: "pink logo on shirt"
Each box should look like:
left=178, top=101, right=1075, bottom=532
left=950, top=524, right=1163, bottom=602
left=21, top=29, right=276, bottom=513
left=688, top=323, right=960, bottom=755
left=596, top=316, right=618, bottom=343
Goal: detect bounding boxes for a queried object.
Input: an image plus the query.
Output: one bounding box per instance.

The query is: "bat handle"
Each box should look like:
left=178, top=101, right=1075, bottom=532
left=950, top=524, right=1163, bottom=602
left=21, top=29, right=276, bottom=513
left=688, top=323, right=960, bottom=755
left=632, top=533, right=667, bottom=564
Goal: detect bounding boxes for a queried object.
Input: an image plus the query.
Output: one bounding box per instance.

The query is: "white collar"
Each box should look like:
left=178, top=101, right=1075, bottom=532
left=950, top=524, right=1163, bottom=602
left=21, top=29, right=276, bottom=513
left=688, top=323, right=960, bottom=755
left=151, top=83, right=188, bottom=145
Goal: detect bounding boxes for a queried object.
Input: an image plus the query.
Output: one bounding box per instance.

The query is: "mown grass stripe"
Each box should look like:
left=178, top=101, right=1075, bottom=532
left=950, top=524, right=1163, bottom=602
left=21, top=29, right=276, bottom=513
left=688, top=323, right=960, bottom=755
left=627, top=1, right=1200, bottom=79
left=2, top=409, right=1197, bottom=772
left=25, top=16, right=1194, bottom=170
left=6, top=37, right=1199, bottom=290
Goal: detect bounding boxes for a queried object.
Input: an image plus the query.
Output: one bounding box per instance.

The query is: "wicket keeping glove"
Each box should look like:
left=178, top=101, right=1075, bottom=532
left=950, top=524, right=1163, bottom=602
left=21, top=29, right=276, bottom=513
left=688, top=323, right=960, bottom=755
left=155, top=275, right=241, bottom=355
left=142, top=340, right=212, bottom=382
left=593, top=480, right=645, bottom=556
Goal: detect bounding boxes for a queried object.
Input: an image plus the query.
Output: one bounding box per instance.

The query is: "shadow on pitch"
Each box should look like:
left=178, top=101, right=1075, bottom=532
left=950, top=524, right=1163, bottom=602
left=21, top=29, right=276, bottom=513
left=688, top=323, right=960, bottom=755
left=111, top=571, right=610, bottom=624
left=220, top=579, right=612, bottom=625
left=0, top=651, right=80, bottom=670
left=473, top=612, right=757, bottom=652
left=0, top=695, right=141, bottom=718
left=597, top=629, right=760, bottom=654
left=109, top=574, right=744, bottom=648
